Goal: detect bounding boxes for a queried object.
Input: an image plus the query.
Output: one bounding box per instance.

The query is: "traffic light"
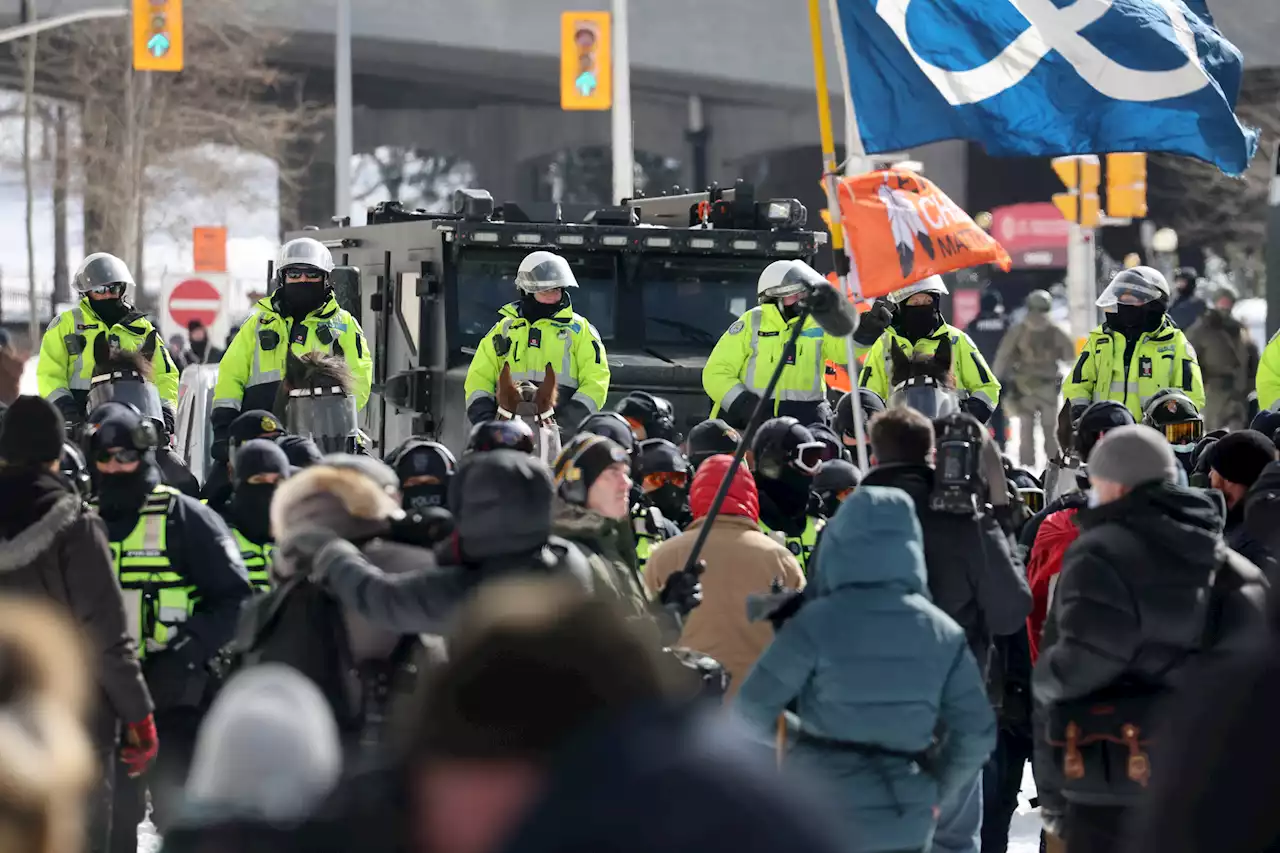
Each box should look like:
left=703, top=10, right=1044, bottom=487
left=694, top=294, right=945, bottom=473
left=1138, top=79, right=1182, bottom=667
left=1107, top=153, right=1148, bottom=219
left=132, top=0, right=184, bottom=72
left=560, top=12, right=611, bottom=110
left=1051, top=155, right=1100, bottom=227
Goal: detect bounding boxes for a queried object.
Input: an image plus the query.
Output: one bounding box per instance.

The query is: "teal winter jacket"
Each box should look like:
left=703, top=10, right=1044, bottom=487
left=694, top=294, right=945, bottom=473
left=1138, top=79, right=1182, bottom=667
left=734, top=486, right=995, bottom=853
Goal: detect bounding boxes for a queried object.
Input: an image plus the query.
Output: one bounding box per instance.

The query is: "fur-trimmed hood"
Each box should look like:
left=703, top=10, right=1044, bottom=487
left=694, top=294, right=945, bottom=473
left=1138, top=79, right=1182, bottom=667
left=271, top=464, right=402, bottom=578
left=0, top=491, right=83, bottom=573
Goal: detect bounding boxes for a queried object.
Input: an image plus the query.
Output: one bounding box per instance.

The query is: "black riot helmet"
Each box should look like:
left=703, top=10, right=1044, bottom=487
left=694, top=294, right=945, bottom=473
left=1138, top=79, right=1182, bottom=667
left=385, top=439, right=458, bottom=511
left=808, top=458, right=861, bottom=518
left=807, top=422, right=850, bottom=464
left=60, top=442, right=91, bottom=498
left=465, top=419, right=536, bottom=455
left=1073, top=401, right=1136, bottom=460
left=614, top=391, right=680, bottom=442
left=635, top=438, right=689, bottom=481
left=1142, top=390, right=1204, bottom=452
left=750, top=417, right=825, bottom=481
left=686, top=418, right=741, bottom=470
left=636, top=438, right=690, bottom=522
left=834, top=389, right=886, bottom=444
left=577, top=411, right=637, bottom=458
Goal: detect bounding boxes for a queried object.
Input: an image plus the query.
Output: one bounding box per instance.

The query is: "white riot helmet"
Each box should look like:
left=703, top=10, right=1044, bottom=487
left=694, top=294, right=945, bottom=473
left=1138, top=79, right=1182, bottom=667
left=887, top=274, right=948, bottom=305
left=276, top=238, right=335, bottom=283
left=74, top=253, right=135, bottom=294
left=757, top=259, right=825, bottom=302
left=1096, top=266, right=1171, bottom=310
left=514, top=251, right=579, bottom=294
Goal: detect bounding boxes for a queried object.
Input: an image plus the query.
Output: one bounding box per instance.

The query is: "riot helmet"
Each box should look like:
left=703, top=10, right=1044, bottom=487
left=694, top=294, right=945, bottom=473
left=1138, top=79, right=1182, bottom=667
left=83, top=402, right=159, bottom=465
left=284, top=386, right=360, bottom=456
left=886, top=274, right=948, bottom=305
left=385, top=438, right=457, bottom=511
left=614, top=391, right=679, bottom=442
left=1025, top=289, right=1053, bottom=313
left=888, top=275, right=948, bottom=340
left=276, top=238, right=335, bottom=318
left=636, top=438, right=690, bottom=521
left=465, top=419, right=536, bottom=455
left=577, top=411, right=637, bottom=458
left=1073, top=400, right=1136, bottom=460
left=74, top=253, right=134, bottom=295
left=514, top=251, right=579, bottom=294
left=1096, top=266, right=1171, bottom=310
left=807, top=422, right=850, bottom=464
left=686, top=418, right=741, bottom=470
left=86, top=370, right=164, bottom=436
left=750, top=417, right=825, bottom=480
left=834, top=389, right=885, bottom=446
left=756, top=259, right=824, bottom=303
left=1142, top=390, right=1205, bottom=452
left=808, top=458, right=860, bottom=518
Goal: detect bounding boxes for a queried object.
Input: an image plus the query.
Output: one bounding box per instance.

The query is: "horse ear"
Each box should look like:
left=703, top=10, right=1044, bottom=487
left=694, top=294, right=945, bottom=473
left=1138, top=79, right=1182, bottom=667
left=496, top=363, right=520, bottom=412
left=535, top=365, right=558, bottom=411
left=933, top=336, right=953, bottom=374
left=889, top=341, right=911, bottom=385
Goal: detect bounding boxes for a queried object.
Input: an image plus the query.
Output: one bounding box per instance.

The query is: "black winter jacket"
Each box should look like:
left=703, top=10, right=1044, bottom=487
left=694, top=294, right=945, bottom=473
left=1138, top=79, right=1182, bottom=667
left=1231, top=461, right=1280, bottom=589
left=0, top=468, right=153, bottom=745
left=861, top=463, right=1032, bottom=661
left=1032, top=481, right=1268, bottom=810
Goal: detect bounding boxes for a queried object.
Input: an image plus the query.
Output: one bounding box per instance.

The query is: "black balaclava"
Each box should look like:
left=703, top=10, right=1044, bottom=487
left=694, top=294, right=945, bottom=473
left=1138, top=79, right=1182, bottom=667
left=1109, top=300, right=1166, bottom=336
left=87, top=403, right=159, bottom=518
left=895, top=294, right=941, bottom=341
left=280, top=272, right=329, bottom=320
left=92, top=295, right=130, bottom=327
left=394, top=445, right=454, bottom=512
left=229, top=439, right=290, bottom=544
left=644, top=483, right=688, bottom=523
left=189, top=333, right=208, bottom=359
left=756, top=468, right=812, bottom=535
left=519, top=289, right=570, bottom=324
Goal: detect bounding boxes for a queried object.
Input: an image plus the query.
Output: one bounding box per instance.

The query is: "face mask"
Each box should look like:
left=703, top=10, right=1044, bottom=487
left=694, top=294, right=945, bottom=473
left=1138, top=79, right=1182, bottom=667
left=96, top=468, right=155, bottom=517
left=520, top=292, right=565, bottom=322
left=404, top=486, right=447, bottom=512
left=190, top=338, right=208, bottom=358
left=1111, top=303, right=1164, bottom=335
left=282, top=282, right=326, bottom=318
left=897, top=304, right=939, bottom=340
left=646, top=484, right=687, bottom=521
left=229, top=484, right=277, bottom=543
left=93, top=297, right=128, bottom=327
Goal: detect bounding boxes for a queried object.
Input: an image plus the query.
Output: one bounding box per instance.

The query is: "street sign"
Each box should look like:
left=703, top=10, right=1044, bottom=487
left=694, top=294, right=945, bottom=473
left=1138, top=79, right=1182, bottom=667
left=193, top=226, right=227, bottom=272
left=168, top=277, right=221, bottom=328
left=132, top=0, right=184, bottom=72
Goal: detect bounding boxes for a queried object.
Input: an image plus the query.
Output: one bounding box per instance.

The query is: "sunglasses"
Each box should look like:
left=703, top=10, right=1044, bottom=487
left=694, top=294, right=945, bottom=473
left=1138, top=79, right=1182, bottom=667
left=95, top=448, right=141, bottom=465
left=1161, top=421, right=1203, bottom=446
left=283, top=270, right=324, bottom=283
left=88, top=283, right=126, bottom=296
left=794, top=441, right=828, bottom=475
left=643, top=471, right=688, bottom=490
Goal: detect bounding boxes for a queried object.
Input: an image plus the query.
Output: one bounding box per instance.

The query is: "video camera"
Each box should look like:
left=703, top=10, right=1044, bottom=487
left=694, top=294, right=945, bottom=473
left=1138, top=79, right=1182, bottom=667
left=930, top=412, right=987, bottom=516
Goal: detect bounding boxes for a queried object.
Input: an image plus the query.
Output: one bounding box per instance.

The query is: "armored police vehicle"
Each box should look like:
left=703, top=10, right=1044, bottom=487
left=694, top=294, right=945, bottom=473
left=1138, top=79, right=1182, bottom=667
left=288, top=180, right=825, bottom=455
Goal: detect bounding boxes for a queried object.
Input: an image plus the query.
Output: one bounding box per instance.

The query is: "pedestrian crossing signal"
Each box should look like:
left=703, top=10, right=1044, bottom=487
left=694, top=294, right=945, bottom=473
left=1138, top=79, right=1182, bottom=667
left=561, top=12, right=611, bottom=111
left=1051, top=155, right=1101, bottom=228
left=132, top=0, right=184, bottom=72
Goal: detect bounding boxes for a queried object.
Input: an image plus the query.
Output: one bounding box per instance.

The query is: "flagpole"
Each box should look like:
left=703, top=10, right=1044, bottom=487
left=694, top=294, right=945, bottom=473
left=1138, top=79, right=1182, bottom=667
left=807, top=0, right=869, bottom=473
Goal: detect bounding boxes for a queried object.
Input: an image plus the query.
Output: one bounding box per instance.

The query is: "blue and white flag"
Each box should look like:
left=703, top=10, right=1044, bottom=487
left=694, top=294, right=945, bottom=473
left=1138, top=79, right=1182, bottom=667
left=830, top=0, right=1258, bottom=174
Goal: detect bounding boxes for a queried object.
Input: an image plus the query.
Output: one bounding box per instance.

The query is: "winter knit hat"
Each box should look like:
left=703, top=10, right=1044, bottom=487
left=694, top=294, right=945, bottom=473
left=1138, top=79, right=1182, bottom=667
left=553, top=434, right=629, bottom=505
left=233, top=439, right=291, bottom=486
left=0, top=396, right=66, bottom=466
left=1207, top=430, right=1277, bottom=487
left=1087, top=424, right=1180, bottom=488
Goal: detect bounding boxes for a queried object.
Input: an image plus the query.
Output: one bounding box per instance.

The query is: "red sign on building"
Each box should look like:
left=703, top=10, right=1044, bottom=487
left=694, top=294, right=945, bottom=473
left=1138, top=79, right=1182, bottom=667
left=990, top=203, right=1071, bottom=269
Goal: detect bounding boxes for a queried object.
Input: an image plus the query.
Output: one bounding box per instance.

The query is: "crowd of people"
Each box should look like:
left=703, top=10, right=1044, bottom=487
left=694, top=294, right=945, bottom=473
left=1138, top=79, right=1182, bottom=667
left=1, top=240, right=1280, bottom=853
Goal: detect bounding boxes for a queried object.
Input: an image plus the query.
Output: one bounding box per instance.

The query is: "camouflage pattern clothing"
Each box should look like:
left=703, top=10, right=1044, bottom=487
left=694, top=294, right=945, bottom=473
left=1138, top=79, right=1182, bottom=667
left=993, top=310, right=1076, bottom=466
left=1186, top=307, right=1257, bottom=431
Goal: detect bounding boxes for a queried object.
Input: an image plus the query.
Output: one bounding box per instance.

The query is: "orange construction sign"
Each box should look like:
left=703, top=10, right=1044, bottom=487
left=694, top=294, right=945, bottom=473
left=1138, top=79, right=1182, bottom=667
left=193, top=226, right=227, bottom=272
left=836, top=169, right=1011, bottom=299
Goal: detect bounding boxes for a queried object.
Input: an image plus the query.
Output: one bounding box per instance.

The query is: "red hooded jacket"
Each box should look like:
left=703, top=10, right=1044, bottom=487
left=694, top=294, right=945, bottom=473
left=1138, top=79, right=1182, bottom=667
left=1026, top=507, right=1079, bottom=662
left=689, top=454, right=759, bottom=524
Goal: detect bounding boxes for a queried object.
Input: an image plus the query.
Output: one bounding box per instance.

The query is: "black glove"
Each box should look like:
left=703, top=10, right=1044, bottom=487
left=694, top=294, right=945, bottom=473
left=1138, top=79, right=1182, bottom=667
left=766, top=589, right=807, bottom=632
left=852, top=298, right=894, bottom=347
left=723, top=391, right=764, bottom=431
left=557, top=397, right=592, bottom=431
left=466, top=396, right=499, bottom=425
left=960, top=396, right=993, bottom=424
left=54, top=395, right=83, bottom=427
left=659, top=559, right=705, bottom=618
left=161, top=403, right=177, bottom=440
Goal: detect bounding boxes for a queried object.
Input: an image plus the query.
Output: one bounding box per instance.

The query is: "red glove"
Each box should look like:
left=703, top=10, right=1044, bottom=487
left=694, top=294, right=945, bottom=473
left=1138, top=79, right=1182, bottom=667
left=120, top=715, right=158, bottom=778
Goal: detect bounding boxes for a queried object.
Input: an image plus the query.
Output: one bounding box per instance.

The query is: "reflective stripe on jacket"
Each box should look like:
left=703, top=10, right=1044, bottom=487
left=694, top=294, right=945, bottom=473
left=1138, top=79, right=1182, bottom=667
left=37, top=299, right=179, bottom=409
left=232, top=528, right=274, bottom=592
left=703, top=304, right=847, bottom=416
left=1062, top=318, right=1204, bottom=419
left=1256, top=328, right=1280, bottom=411
left=212, top=294, right=372, bottom=417
left=858, top=324, right=1001, bottom=410
left=94, top=485, right=192, bottom=657
left=463, top=301, right=610, bottom=414
left=761, top=515, right=823, bottom=573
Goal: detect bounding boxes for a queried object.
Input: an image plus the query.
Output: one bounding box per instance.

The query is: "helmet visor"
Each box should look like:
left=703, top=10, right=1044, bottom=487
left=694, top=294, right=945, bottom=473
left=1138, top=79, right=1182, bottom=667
left=285, top=391, right=358, bottom=455
left=1160, top=420, right=1204, bottom=448
left=1096, top=276, right=1165, bottom=309
left=87, top=375, right=163, bottom=426
left=515, top=255, right=578, bottom=293
left=1018, top=487, right=1045, bottom=514
left=794, top=441, right=828, bottom=475
left=643, top=470, right=688, bottom=491
left=75, top=254, right=134, bottom=293
left=760, top=262, right=825, bottom=300
left=891, top=385, right=960, bottom=420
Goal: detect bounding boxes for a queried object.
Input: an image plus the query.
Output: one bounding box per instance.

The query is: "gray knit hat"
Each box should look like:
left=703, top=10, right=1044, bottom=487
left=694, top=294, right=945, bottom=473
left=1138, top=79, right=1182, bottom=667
left=1087, top=424, right=1179, bottom=488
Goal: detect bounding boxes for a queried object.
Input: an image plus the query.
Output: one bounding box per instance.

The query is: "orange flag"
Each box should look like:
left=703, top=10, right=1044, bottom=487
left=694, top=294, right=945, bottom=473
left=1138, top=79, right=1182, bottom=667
left=836, top=169, right=1011, bottom=299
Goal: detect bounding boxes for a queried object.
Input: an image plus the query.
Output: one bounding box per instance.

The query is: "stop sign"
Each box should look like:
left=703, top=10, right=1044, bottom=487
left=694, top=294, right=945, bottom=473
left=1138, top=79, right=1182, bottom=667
left=168, top=278, right=222, bottom=328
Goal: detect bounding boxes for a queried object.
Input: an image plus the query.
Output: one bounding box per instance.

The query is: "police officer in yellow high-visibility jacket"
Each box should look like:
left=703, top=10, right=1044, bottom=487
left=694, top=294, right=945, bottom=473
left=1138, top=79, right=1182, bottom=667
left=1063, top=267, right=1204, bottom=422
left=38, top=253, right=179, bottom=425
left=703, top=260, right=849, bottom=431
left=465, top=250, right=610, bottom=427
left=212, top=238, right=371, bottom=464
left=858, top=276, right=1002, bottom=422
left=1253, top=331, right=1280, bottom=413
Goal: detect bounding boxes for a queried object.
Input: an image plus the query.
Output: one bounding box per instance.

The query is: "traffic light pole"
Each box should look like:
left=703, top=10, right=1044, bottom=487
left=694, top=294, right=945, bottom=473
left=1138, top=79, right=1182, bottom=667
left=610, top=0, right=634, bottom=203
left=1066, top=223, right=1097, bottom=343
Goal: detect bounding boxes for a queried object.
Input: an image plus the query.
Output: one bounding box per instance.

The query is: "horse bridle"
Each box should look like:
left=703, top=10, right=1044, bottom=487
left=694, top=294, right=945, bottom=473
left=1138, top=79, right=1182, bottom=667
left=497, top=405, right=556, bottom=426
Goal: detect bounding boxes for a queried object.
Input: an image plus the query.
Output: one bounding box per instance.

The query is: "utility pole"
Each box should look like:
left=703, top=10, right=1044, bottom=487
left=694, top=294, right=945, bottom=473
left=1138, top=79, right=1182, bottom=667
left=335, top=0, right=352, bottom=223
left=610, top=0, right=633, bottom=204
left=22, top=0, right=38, bottom=343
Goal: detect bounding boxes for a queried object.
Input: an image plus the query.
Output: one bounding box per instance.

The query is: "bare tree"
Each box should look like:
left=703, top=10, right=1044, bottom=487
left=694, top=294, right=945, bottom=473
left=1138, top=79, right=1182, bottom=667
left=36, top=0, right=326, bottom=290
left=351, top=146, right=476, bottom=215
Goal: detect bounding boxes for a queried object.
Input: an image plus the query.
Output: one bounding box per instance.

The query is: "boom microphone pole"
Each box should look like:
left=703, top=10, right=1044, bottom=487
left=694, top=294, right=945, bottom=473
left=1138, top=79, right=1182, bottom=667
left=679, top=281, right=858, bottom=576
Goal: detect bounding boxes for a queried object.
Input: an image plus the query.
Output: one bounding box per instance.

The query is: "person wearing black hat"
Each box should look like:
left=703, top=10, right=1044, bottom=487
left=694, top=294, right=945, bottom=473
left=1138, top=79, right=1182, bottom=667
left=465, top=418, right=536, bottom=455
left=181, top=319, right=223, bottom=366
left=614, top=390, right=680, bottom=443
left=685, top=418, right=740, bottom=471
left=631, top=438, right=688, bottom=568
left=749, top=417, right=827, bottom=571
left=83, top=400, right=251, bottom=847
left=0, top=396, right=157, bottom=853
left=833, top=389, right=884, bottom=462
left=384, top=438, right=458, bottom=547
left=201, top=409, right=321, bottom=507
left=808, top=458, right=860, bottom=520
left=1205, top=430, right=1278, bottom=539
left=221, top=439, right=291, bottom=592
